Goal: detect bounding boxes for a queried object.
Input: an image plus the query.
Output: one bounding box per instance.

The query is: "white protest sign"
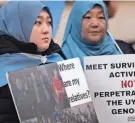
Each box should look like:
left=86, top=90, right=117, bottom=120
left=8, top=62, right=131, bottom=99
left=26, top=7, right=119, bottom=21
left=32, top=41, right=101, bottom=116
left=84, top=54, right=135, bottom=123
left=57, top=58, right=91, bottom=107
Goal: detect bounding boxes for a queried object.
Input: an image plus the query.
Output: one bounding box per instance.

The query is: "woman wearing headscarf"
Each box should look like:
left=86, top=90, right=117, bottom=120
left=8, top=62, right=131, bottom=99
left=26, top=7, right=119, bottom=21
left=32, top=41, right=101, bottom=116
left=62, top=1, right=135, bottom=66
left=0, top=1, right=66, bottom=122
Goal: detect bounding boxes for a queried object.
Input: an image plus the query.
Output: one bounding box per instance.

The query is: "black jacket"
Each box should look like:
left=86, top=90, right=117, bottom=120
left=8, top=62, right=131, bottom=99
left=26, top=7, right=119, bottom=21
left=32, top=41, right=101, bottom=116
left=0, top=35, right=66, bottom=123
left=116, top=40, right=135, bottom=54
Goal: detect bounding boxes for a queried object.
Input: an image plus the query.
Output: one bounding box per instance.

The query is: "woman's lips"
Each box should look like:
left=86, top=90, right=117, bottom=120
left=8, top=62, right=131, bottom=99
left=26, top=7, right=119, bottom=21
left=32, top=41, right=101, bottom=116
left=90, top=31, right=100, bottom=35
left=42, top=37, right=49, bottom=42
left=91, top=32, right=99, bottom=34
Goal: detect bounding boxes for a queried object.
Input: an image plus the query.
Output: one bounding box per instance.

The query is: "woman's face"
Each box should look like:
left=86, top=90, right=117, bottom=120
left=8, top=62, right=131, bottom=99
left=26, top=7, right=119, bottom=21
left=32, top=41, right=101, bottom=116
left=30, top=9, right=52, bottom=52
left=81, top=5, right=106, bottom=43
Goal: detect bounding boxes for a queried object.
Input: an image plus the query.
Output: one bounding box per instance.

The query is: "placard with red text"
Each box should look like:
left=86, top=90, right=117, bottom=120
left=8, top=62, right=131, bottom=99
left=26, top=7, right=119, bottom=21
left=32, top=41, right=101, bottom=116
left=84, top=54, right=135, bottom=123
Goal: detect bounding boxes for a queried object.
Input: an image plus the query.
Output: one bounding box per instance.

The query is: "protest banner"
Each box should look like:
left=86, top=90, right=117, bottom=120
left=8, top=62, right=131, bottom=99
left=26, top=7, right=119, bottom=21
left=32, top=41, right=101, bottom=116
left=84, top=54, right=135, bottom=123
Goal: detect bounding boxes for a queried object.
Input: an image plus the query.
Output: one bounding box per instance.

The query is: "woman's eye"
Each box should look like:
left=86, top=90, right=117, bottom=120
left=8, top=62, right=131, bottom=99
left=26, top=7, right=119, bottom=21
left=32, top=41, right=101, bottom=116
left=47, top=21, right=52, bottom=25
left=35, top=21, right=41, bottom=25
left=47, top=18, right=52, bottom=25
left=83, top=16, right=91, bottom=19
left=98, top=16, right=105, bottom=20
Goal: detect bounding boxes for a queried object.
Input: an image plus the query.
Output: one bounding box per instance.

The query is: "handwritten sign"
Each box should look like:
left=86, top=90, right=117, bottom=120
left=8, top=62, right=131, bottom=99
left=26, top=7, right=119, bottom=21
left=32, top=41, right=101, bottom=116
left=58, top=58, right=91, bottom=107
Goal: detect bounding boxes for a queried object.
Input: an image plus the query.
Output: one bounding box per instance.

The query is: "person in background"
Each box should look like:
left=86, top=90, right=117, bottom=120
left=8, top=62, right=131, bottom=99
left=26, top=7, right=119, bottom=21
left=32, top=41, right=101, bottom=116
left=103, top=1, right=118, bottom=19
left=52, top=69, right=70, bottom=111
left=103, top=0, right=135, bottom=54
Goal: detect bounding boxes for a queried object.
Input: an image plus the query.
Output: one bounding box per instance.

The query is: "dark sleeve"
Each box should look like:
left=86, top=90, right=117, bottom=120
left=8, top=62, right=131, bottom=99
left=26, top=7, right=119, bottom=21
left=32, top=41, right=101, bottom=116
left=0, top=84, right=19, bottom=123
left=116, top=40, right=135, bottom=54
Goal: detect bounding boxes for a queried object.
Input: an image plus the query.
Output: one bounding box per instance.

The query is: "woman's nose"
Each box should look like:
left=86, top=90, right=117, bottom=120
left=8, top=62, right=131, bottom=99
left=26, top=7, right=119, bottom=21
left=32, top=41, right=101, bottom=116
left=42, top=23, right=49, bottom=34
left=90, top=19, right=99, bottom=27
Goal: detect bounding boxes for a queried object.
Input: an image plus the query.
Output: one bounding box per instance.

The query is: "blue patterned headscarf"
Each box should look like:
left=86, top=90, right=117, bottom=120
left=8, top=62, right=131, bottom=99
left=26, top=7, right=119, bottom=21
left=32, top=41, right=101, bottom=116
left=62, top=1, right=120, bottom=65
